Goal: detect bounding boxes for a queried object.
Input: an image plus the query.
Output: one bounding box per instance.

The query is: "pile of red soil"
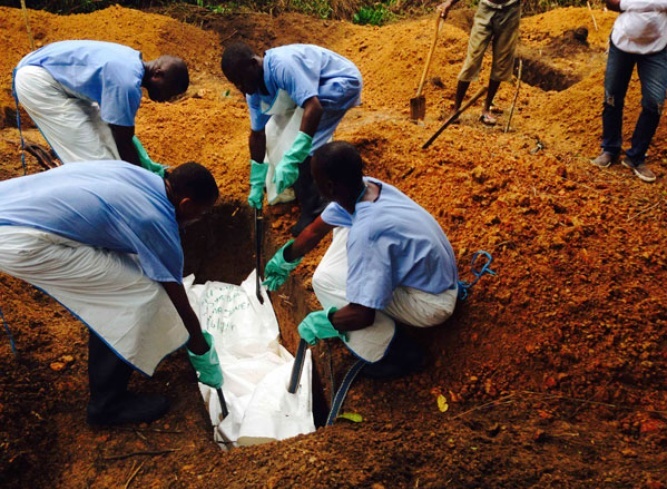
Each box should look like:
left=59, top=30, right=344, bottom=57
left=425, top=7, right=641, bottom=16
left=1, top=5, right=665, bottom=488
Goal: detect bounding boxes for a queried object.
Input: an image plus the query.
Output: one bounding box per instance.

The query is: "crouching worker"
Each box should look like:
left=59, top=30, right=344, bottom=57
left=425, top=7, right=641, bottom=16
left=0, top=161, right=223, bottom=425
left=263, top=141, right=459, bottom=378
left=221, top=42, right=363, bottom=236
left=13, top=40, right=189, bottom=169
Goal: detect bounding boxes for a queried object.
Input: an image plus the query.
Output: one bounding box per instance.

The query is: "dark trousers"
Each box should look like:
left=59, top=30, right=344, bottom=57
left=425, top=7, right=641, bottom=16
left=602, top=41, right=667, bottom=165
left=87, top=332, right=133, bottom=415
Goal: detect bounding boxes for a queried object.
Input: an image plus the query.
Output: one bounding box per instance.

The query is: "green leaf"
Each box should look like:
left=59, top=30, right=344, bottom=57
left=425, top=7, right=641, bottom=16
left=338, top=412, right=363, bottom=423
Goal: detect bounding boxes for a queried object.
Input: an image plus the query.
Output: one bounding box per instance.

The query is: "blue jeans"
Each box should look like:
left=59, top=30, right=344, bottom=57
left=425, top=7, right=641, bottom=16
left=601, top=40, right=667, bottom=165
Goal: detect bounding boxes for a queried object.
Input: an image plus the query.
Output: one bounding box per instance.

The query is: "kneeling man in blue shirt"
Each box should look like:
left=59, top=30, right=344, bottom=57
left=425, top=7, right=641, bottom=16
left=263, top=141, right=459, bottom=378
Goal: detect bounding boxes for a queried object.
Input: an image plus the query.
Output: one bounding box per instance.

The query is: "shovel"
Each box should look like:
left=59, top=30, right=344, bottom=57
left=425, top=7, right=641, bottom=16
left=288, top=339, right=308, bottom=394
left=504, top=58, right=522, bottom=133
left=410, top=14, right=443, bottom=121
left=254, top=207, right=264, bottom=304
left=422, top=86, right=488, bottom=149
left=216, top=387, right=229, bottom=419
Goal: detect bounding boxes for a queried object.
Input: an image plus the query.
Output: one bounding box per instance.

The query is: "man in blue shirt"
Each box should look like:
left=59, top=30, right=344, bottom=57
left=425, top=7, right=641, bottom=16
left=0, top=161, right=222, bottom=425
left=13, top=40, right=189, bottom=167
left=221, top=42, right=363, bottom=236
left=263, top=142, right=459, bottom=378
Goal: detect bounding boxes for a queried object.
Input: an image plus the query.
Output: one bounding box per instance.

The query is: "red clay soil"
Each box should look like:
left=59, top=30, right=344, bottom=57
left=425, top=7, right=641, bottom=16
left=1, top=5, right=666, bottom=489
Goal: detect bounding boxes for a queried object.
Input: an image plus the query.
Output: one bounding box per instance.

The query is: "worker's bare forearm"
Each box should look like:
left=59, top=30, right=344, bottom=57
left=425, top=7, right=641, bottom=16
left=249, top=129, right=267, bottom=163
left=331, top=303, right=375, bottom=332
left=300, top=97, right=324, bottom=137
left=109, top=124, right=141, bottom=166
left=286, top=216, right=333, bottom=261
left=161, top=281, right=207, bottom=354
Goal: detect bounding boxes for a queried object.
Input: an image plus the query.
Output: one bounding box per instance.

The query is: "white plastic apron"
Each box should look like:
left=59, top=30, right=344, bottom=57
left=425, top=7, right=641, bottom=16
left=311, top=227, right=458, bottom=362
left=263, top=89, right=300, bottom=205
left=0, top=226, right=187, bottom=375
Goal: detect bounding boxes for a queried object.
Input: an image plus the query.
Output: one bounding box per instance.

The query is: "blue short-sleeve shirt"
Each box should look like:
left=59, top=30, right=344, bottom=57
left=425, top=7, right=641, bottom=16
left=321, top=177, right=458, bottom=310
left=0, top=161, right=183, bottom=283
left=17, top=40, right=144, bottom=127
left=247, top=44, right=362, bottom=132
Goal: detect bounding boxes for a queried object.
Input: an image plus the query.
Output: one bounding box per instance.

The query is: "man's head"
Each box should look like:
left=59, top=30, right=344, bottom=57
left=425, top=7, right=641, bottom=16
left=220, top=42, right=264, bottom=95
left=144, top=55, right=189, bottom=102
left=165, top=162, right=219, bottom=227
left=311, top=141, right=364, bottom=205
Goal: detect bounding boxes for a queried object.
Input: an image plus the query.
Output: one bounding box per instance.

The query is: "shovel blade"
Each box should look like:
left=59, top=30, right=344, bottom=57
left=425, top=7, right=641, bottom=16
left=410, top=95, right=426, bottom=120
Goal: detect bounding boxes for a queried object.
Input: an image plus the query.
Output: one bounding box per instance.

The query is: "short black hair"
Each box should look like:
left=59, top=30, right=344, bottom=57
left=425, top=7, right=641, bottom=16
left=313, top=141, right=364, bottom=188
left=161, top=55, right=189, bottom=95
left=221, top=42, right=256, bottom=80
left=166, top=162, right=218, bottom=205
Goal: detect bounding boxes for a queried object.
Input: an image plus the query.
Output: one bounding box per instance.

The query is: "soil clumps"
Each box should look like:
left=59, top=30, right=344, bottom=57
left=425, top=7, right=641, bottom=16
left=1, top=5, right=666, bottom=488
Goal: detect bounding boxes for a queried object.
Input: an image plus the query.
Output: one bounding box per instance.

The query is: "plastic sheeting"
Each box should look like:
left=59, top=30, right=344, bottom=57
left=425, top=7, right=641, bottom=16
left=184, top=271, right=315, bottom=449
left=264, top=106, right=302, bottom=205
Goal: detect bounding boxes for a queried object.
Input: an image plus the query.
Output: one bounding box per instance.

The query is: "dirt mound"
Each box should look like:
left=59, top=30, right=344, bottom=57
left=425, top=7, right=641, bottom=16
left=1, top=4, right=666, bottom=488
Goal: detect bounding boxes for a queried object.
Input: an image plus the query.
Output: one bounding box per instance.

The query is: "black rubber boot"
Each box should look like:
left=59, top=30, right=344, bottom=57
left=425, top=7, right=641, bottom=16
left=361, top=326, right=426, bottom=380
left=290, top=156, right=328, bottom=237
left=86, top=332, right=169, bottom=426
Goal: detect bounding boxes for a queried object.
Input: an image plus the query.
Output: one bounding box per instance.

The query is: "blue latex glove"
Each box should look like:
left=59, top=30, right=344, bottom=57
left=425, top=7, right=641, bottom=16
left=274, top=131, right=313, bottom=194
left=298, top=307, right=347, bottom=345
left=248, top=159, right=268, bottom=209
left=132, top=136, right=168, bottom=177
left=262, top=239, right=303, bottom=291
left=187, top=331, right=223, bottom=388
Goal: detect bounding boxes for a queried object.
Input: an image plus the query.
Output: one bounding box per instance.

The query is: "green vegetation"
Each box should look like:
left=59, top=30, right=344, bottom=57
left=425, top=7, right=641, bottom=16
left=290, top=0, right=334, bottom=19
left=353, top=0, right=394, bottom=25
left=195, top=0, right=237, bottom=14
left=3, top=0, right=597, bottom=19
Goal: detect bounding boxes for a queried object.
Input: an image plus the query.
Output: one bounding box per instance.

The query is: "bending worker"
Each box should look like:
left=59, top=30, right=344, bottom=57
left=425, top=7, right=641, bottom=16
left=221, top=42, right=363, bottom=236
left=13, top=40, right=189, bottom=168
left=0, top=161, right=222, bottom=426
left=263, top=141, right=459, bottom=377
left=438, top=0, right=520, bottom=126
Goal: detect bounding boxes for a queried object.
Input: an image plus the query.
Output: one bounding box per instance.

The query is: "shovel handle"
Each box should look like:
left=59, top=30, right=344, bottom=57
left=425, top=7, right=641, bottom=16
left=216, top=387, right=229, bottom=419
left=422, top=86, right=488, bottom=149
left=416, top=14, right=443, bottom=97
left=254, top=208, right=264, bottom=304
left=504, top=58, right=522, bottom=133
left=288, top=339, right=308, bottom=394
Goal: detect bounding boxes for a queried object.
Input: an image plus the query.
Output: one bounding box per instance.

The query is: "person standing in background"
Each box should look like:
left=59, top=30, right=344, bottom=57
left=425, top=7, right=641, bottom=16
left=590, top=0, right=667, bottom=183
left=437, top=0, right=521, bottom=126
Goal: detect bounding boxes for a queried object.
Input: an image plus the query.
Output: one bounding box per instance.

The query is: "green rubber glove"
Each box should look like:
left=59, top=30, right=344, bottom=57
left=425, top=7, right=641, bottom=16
left=248, top=159, right=268, bottom=209
left=187, top=331, right=223, bottom=388
left=262, top=239, right=303, bottom=291
left=298, top=307, right=347, bottom=345
left=132, top=136, right=168, bottom=177
left=274, top=131, right=313, bottom=195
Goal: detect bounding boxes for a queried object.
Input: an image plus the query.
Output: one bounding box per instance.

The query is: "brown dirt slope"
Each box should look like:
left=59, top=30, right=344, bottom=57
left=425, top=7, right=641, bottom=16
left=1, top=5, right=666, bottom=489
